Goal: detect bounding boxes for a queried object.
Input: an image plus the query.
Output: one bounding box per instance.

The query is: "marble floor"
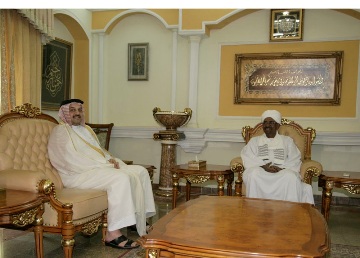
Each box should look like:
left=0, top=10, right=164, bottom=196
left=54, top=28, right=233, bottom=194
left=1, top=195, right=359, bottom=258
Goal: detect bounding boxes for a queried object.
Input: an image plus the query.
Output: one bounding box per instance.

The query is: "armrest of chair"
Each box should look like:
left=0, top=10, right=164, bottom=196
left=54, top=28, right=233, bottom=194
left=0, top=169, right=48, bottom=193
left=230, top=157, right=244, bottom=173
left=230, top=157, right=244, bottom=196
left=300, top=160, right=323, bottom=185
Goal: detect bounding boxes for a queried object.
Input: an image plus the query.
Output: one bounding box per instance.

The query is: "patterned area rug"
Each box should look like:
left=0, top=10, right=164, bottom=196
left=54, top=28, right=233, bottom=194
left=0, top=228, right=29, bottom=241
left=328, top=244, right=360, bottom=258
left=119, top=244, right=360, bottom=258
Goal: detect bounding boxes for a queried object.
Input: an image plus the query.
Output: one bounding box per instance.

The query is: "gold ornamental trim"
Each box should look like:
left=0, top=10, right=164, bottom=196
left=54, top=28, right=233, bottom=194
left=153, top=132, right=184, bottom=141
left=342, top=184, right=360, bottom=194
left=217, top=175, right=224, bottom=181
left=82, top=218, right=102, bottom=235
left=185, top=175, right=210, bottom=184
left=325, top=180, right=334, bottom=189
left=61, top=239, right=75, bottom=247
left=231, top=163, right=244, bottom=173
left=11, top=103, right=41, bottom=118
left=303, top=167, right=320, bottom=184
left=12, top=207, right=38, bottom=227
left=148, top=248, right=159, bottom=258
left=306, top=127, right=316, bottom=142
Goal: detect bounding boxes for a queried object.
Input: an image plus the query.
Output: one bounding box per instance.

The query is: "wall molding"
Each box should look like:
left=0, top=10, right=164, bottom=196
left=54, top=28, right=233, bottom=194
left=112, top=126, right=360, bottom=153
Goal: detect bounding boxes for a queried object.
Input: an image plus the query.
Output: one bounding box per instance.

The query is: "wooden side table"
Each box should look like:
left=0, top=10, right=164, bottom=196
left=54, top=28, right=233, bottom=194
left=318, top=171, right=360, bottom=222
left=171, top=164, right=234, bottom=208
left=0, top=189, right=48, bottom=258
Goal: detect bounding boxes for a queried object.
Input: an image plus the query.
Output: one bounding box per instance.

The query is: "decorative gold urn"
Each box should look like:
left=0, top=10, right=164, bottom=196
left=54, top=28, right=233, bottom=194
left=153, top=107, right=192, bottom=131
left=152, top=107, right=192, bottom=199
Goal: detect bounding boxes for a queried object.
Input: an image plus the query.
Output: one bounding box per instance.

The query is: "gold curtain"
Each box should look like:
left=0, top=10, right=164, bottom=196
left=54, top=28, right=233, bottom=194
left=18, top=9, right=54, bottom=44
left=0, top=9, right=54, bottom=114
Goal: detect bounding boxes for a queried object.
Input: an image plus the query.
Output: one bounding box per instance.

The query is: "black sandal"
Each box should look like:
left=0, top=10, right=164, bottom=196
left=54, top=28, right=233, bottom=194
left=105, top=235, right=139, bottom=249
left=127, top=224, right=137, bottom=232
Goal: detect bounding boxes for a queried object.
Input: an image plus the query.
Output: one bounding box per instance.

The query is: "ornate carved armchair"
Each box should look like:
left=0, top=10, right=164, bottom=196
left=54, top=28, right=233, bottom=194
left=0, top=104, right=108, bottom=258
left=230, top=118, right=323, bottom=196
left=85, top=122, right=114, bottom=151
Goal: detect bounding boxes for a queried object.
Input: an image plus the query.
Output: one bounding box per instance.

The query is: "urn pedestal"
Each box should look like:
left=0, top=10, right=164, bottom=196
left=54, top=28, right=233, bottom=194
left=153, top=107, right=192, bottom=201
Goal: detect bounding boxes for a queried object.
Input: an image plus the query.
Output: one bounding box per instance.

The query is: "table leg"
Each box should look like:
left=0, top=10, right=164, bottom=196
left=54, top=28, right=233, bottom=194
left=217, top=175, right=225, bottom=196
left=321, top=180, right=333, bottom=223
left=186, top=181, right=191, bottom=201
left=227, top=179, right=233, bottom=196
left=34, top=204, right=45, bottom=258
left=172, top=173, right=179, bottom=209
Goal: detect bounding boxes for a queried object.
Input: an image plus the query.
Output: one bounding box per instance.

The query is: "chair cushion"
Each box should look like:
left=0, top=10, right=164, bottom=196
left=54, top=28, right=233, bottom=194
left=43, top=188, right=108, bottom=226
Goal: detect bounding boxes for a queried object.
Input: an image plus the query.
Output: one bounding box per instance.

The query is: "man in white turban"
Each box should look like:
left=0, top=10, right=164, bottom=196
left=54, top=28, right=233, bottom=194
left=240, top=110, right=314, bottom=204
left=48, top=99, right=156, bottom=249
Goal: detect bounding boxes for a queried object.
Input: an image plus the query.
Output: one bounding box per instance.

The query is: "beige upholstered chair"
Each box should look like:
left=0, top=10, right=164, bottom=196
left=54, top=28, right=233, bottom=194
left=230, top=118, right=323, bottom=196
left=85, top=122, right=114, bottom=151
left=0, top=103, right=108, bottom=258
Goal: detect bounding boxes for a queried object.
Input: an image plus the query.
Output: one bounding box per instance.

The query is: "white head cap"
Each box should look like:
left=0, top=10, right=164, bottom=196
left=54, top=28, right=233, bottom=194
left=261, top=110, right=282, bottom=124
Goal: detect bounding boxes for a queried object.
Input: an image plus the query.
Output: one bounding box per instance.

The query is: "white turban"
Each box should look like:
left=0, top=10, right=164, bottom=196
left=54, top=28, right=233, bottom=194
left=261, top=110, right=282, bottom=124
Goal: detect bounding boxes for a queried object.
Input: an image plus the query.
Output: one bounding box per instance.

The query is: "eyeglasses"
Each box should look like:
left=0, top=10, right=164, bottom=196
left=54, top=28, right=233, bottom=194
left=263, top=121, right=277, bottom=125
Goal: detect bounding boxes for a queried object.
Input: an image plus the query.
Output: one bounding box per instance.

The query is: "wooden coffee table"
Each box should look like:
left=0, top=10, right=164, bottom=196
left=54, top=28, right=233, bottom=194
left=0, top=189, right=48, bottom=258
left=139, top=196, right=330, bottom=258
left=171, top=164, right=234, bottom=208
left=318, top=171, right=360, bottom=222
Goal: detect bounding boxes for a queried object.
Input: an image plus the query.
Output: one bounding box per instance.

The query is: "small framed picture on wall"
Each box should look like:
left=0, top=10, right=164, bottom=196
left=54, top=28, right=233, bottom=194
left=270, top=9, right=304, bottom=42
left=128, top=43, right=149, bottom=81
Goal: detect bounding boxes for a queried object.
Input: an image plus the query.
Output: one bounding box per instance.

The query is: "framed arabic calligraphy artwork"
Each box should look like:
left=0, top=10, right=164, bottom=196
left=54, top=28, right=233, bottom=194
left=128, top=43, right=149, bottom=81
left=234, top=51, right=343, bottom=105
left=41, top=38, right=72, bottom=110
left=270, top=9, right=304, bottom=42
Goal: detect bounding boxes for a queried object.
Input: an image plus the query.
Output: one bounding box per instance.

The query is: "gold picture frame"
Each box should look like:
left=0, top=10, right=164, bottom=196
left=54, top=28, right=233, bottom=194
left=234, top=51, right=343, bottom=105
left=128, top=43, right=149, bottom=81
left=270, top=9, right=304, bottom=42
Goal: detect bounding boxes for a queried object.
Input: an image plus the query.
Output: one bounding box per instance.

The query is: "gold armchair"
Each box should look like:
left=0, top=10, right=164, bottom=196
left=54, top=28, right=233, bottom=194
left=230, top=118, right=323, bottom=196
left=0, top=104, right=108, bottom=258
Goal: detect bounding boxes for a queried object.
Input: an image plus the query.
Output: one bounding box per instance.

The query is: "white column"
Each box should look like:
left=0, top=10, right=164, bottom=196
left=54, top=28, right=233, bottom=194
left=171, top=29, right=178, bottom=111
left=97, top=32, right=105, bottom=123
left=188, top=35, right=201, bottom=127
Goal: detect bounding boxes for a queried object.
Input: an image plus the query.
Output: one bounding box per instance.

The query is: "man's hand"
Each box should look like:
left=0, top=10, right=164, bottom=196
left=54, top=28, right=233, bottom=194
left=108, top=158, right=120, bottom=169
left=261, top=162, right=283, bottom=173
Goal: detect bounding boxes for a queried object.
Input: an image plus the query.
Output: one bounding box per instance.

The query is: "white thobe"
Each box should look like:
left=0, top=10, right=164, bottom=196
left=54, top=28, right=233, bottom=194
left=47, top=123, right=156, bottom=236
left=241, top=133, right=314, bottom=204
